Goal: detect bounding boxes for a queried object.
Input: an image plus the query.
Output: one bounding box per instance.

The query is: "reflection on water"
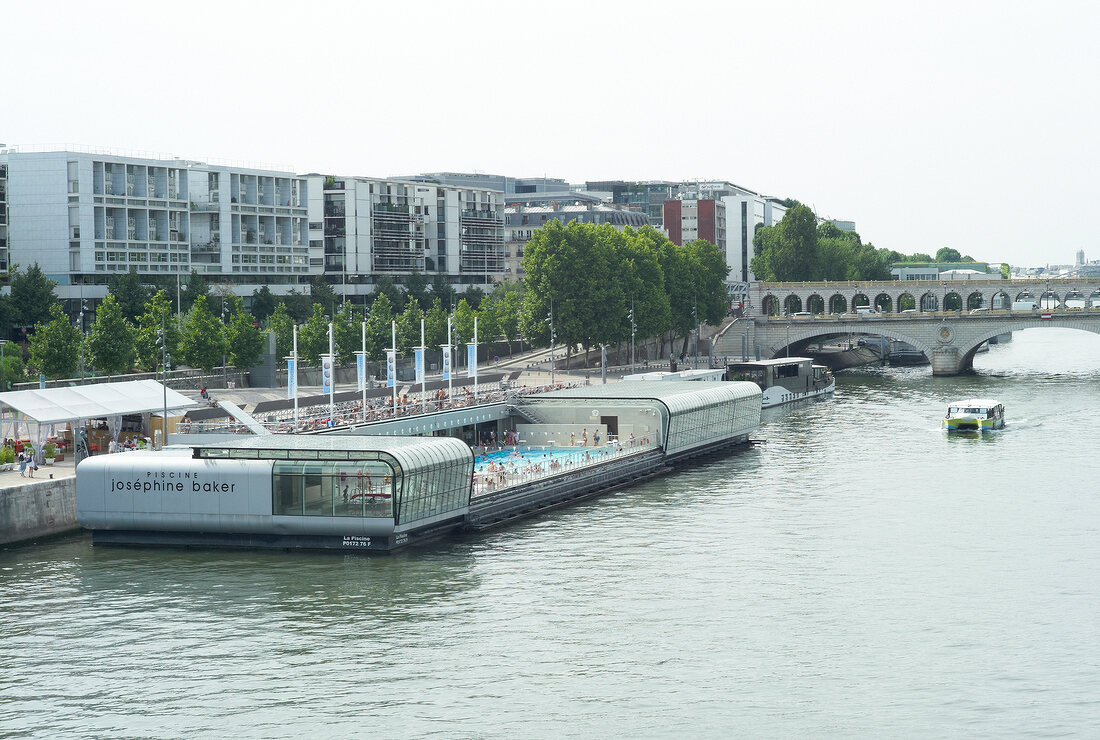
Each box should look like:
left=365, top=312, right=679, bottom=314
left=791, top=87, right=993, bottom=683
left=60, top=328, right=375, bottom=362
left=2, top=329, right=1100, bottom=737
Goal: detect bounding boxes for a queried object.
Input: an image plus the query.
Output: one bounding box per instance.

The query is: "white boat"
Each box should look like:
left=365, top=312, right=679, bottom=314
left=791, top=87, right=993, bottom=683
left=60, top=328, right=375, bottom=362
left=724, top=357, right=835, bottom=408
left=943, top=398, right=1005, bottom=432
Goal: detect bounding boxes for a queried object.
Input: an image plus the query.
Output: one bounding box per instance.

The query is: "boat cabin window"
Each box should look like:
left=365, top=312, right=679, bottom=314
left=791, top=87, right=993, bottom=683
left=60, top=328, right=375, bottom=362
left=773, top=364, right=799, bottom=379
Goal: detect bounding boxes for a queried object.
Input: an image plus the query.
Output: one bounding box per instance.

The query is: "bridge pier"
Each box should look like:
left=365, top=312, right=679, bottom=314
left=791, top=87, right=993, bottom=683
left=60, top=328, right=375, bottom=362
left=930, top=347, right=962, bottom=376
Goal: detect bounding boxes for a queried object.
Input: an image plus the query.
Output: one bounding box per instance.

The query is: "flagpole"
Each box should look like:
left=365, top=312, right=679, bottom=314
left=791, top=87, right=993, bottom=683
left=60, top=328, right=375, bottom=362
left=420, top=318, right=426, bottom=415
left=328, top=321, right=335, bottom=421
left=447, top=315, right=453, bottom=409
left=391, top=320, right=398, bottom=416
left=361, top=320, right=367, bottom=423
left=292, top=324, right=299, bottom=430
left=473, top=315, right=478, bottom=405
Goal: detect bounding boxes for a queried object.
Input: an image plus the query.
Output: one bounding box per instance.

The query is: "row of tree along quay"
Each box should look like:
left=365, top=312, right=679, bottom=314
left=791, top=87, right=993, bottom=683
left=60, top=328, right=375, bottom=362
left=6, top=219, right=732, bottom=383
left=750, top=202, right=1009, bottom=284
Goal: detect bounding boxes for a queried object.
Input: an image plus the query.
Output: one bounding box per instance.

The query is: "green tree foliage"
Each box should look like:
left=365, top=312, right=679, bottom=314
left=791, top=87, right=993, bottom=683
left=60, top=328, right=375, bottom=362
left=134, top=291, right=180, bottom=372
left=404, top=271, right=430, bottom=310
left=281, top=290, right=312, bottom=322
left=181, top=271, right=209, bottom=313
left=364, top=293, right=394, bottom=361
left=227, top=311, right=265, bottom=369
left=264, top=302, right=295, bottom=360
left=109, top=268, right=151, bottom=323
left=453, top=299, right=476, bottom=346
left=28, top=303, right=81, bottom=379
left=424, top=298, right=448, bottom=349
left=332, top=301, right=362, bottom=364
left=430, top=274, right=456, bottom=311
left=178, top=295, right=227, bottom=372
left=935, top=247, right=963, bottom=263
left=1001, top=263, right=1010, bottom=279
left=298, top=304, right=330, bottom=364
left=309, top=276, right=339, bottom=315
left=685, top=239, right=731, bottom=325
left=87, top=294, right=136, bottom=377
left=750, top=204, right=820, bottom=281
left=0, top=351, right=25, bottom=389
left=395, top=299, right=425, bottom=354
left=250, top=285, right=277, bottom=323
left=477, top=292, right=502, bottom=346
left=461, top=284, right=485, bottom=310
left=10, top=263, right=58, bottom=329
left=374, top=276, right=404, bottom=312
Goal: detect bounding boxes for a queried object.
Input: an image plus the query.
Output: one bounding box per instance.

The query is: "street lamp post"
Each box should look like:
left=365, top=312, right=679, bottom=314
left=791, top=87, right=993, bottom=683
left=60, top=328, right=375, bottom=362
left=221, top=302, right=228, bottom=388
left=546, top=299, right=556, bottom=387
left=628, top=298, right=636, bottom=373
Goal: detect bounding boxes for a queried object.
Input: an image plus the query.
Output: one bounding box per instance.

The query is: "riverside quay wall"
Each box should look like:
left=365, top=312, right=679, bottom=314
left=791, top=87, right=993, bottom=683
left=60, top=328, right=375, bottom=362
left=0, top=478, right=79, bottom=545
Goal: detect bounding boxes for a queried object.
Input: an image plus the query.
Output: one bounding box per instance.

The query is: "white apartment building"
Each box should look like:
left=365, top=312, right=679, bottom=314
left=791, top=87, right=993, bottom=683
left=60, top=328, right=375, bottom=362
left=721, top=195, right=788, bottom=287
left=0, top=147, right=313, bottom=304
left=306, top=174, right=506, bottom=300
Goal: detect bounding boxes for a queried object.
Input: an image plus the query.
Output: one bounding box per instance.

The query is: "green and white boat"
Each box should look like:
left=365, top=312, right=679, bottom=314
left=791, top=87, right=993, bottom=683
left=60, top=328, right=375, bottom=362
left=943, top=399, right=1005, bottom=432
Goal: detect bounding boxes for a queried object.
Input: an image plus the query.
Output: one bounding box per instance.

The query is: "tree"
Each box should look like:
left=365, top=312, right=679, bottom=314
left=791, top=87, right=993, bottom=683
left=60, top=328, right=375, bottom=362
left=265, top=302, right=295, bottom=360
left=178, top=295, right=227, bottom=372
left=250, top=285, right=277, bottom=323
left=298, top=304, right=330, bottom=364
left=309, top=276, right=339, bottom=316
left=109, top=268, right=151, bottom=323
left=453, top=299, right=476, bottom=347
left=332, top=301, right=362, bottom=365
left=280, top=290, right=312, bottom=323
left=364, top=293, right=394, bottom=361
left=374, top=275, right=404, bottom=312
left=395, top=299, right=424, bottom=354
left=10, top=263, right=58, bottom=329
left=227, top=311, right=265, bottom=369
left=28, top=303, right=81, bottom=379
left=87, top=294, right=136, bottom=377
left=430, top=274, right=456, bottom=311
left=751, top=204, right=820, bottom=281
left=404, top=271, right=430, bottom=310
left=935, top=247, right=963, bottom=263
left=180, top=271, right=209, bottom=313
left=134, top=291, right=179, bottom=372
left=461, top=284, right=485, bottom=310
left=424, top=297, right=449, bottom=349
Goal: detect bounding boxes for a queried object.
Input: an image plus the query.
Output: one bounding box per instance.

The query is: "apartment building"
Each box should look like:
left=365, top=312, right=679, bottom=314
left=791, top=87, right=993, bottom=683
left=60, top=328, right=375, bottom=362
left=306, top=174, right=506, bottom=300
left=504, top=192, right=648, bottom=279
left=0, top=147, right=312, bottom=305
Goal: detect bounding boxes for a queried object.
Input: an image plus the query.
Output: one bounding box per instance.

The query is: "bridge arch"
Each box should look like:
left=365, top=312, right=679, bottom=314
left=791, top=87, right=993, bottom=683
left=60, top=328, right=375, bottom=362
left=991, top=289, right=1012, bottom=309
left=772, top=323, right=936, bottom=363
left=828, top=294, right=847, bottom=314
left=1064, top=289, right=1085, bottom=307
left=762, top=294, right=780, bottom=316
left=852, top=293, right=870, bottom=309
left=920, top=292, right=938, bottom=311
left=783, top=295, right=803, bottom=314
left=967, top=291, right=984, bottom=310
left=944, top=291, right=963, bottom=311
left=807, top=294, right=825, bottom=314
left=1040, top=289, right=1060, bottom=309
left=958, top=321, right=1100, bottom=372
left=1015, top=289, right=1036, bottom=303
left=1088, top=288, right=1100, bottom=307
left=898, top=292, right=916, bottom=311
left=874, top=293, right=893, bottom=313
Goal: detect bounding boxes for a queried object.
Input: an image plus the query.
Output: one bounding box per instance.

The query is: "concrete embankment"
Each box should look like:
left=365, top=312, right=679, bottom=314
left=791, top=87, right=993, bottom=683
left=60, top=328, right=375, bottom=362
left=0, top=477, right=79, bottom=545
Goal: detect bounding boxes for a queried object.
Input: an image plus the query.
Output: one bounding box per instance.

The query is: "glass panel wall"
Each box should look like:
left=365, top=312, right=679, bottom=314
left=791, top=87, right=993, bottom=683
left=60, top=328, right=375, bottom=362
left=272, top=460, right=395, bottom=518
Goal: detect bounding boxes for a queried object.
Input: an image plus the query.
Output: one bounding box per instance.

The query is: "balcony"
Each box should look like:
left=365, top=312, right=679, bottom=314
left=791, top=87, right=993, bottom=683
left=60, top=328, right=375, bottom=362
left=191, top=201, right=219, bottom=212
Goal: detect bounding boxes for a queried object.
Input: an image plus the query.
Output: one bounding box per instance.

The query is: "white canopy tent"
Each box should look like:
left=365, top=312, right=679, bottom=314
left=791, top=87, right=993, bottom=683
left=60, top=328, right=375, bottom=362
left=0, top=380, right=198, bottom=458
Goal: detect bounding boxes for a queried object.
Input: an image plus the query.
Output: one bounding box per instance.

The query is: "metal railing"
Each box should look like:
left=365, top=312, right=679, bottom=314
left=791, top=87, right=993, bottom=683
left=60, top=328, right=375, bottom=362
left=471, top=437, right=658, bottom=497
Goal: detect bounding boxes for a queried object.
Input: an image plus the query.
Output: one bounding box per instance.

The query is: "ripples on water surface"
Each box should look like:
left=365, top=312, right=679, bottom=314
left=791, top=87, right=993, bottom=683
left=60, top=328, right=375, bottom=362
left=2, top=329, right=1099, bottom=738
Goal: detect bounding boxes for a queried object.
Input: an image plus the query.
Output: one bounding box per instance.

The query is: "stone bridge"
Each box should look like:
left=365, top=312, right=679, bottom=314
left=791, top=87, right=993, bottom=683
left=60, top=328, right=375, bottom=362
left=746, top=278, right=1100, bottom=315
left=714, top=309, right=1100, bottom=375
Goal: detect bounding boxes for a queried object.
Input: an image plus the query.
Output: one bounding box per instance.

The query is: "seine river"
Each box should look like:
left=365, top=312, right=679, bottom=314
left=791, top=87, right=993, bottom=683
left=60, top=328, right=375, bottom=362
left=2, top=328, right=1099, bottom=738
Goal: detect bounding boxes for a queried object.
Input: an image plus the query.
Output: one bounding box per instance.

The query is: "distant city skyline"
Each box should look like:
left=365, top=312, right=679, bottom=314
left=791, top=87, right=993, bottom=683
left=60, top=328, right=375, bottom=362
left=4, top=0, right=1097, bottom=269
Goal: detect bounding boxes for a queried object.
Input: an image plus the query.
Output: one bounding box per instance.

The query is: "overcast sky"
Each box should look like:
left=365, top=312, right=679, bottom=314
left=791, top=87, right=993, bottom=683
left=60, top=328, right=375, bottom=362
left=5, top=0, right=1097, bottom=267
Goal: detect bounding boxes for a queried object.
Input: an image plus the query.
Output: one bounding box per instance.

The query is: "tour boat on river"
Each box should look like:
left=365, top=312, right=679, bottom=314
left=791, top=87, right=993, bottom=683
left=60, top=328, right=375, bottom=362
left=943, top=399, right=1005, bottom=432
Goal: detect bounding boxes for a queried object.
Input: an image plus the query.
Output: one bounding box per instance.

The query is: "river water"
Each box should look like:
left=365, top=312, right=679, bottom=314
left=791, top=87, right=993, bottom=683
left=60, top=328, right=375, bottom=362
left=2, top=328, right=1099, bottom=738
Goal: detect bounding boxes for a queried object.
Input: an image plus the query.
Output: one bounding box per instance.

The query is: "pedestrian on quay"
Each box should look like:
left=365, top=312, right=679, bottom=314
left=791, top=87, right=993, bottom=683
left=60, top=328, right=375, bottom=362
left=18, top=451, right=27, bottom=477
